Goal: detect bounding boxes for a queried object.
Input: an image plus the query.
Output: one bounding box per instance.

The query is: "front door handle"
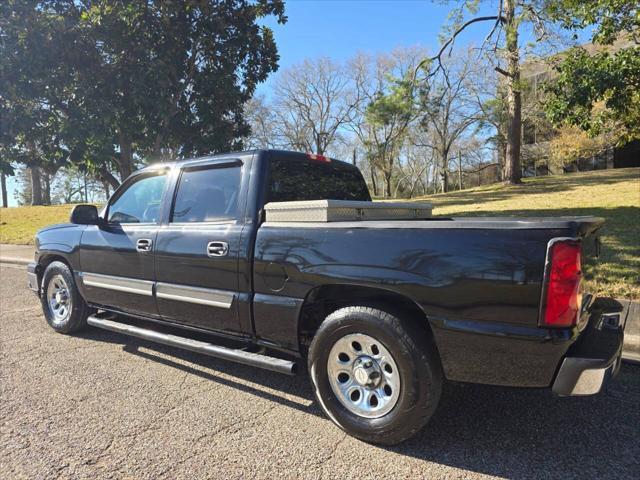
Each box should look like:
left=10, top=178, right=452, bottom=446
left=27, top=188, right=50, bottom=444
left=136, top=238, right=153, bottom=252
left=207, top=241, right=229, bottom=257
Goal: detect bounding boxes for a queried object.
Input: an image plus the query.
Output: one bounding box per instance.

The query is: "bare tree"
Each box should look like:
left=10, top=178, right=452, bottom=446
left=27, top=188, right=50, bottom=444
left=417, top=49, right=482, bottom=193
left=244, top=95, right=279, bottom=150
left=394, top=132, right=435, bottom=197
left=272, top=58, right=361, bottom=155
left=419, top=0, right=566, bottom=184
left=457, top=137, right=499, bottom=187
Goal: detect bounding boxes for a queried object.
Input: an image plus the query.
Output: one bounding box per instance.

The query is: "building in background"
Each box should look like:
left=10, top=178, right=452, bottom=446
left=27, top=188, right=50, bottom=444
left=520, top=35, right=639, bottom=177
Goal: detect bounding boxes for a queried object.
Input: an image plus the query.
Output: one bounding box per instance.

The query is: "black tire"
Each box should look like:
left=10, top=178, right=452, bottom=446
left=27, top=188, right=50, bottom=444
left=308, top=305, right=442, bottom=445
left=40, top=261, right=90, bottom=334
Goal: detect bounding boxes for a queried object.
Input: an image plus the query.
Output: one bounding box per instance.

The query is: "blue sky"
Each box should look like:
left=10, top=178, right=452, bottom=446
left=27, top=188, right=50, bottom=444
left=256, top=0, right=499, bottom=96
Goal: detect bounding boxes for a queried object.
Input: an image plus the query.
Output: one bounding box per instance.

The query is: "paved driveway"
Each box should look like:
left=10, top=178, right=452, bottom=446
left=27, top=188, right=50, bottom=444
left=1, top=264, right=638, bottom=479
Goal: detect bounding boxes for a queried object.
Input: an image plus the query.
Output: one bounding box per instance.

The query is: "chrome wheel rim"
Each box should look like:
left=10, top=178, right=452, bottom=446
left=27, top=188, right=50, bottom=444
left=47, top=275, right=71, bottom=325
left=327, top=333, right=400, bottom=418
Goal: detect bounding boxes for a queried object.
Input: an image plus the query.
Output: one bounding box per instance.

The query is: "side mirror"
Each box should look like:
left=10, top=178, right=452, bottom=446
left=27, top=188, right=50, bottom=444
left=70, top=204, right=100, bottom=225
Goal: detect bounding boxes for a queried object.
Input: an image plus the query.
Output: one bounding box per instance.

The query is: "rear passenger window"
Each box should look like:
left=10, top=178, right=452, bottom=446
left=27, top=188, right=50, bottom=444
left=171, top=166, right=241, bottom=222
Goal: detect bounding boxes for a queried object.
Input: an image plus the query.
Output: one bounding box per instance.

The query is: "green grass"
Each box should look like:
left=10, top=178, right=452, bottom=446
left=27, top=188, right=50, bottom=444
left=1, top=168, right=638, bottom=298
left=414, top=168, right=640, bottom=300
left=0, top=204, right=81, bottom=244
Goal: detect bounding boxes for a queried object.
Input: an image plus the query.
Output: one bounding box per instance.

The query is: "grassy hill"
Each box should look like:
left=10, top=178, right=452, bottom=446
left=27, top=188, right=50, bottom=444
left=0, top=168, right=638, bottom=298
left=0, top=204, right=81, bottom=245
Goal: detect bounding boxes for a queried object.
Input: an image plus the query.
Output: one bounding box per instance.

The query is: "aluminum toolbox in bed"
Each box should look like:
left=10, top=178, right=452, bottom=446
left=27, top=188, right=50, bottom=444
left=264, top=200, right=433, bottom=222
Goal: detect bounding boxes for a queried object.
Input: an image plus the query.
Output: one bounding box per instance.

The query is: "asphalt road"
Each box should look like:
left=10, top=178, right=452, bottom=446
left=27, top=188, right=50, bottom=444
left=1, top=264, right=638, bottom=479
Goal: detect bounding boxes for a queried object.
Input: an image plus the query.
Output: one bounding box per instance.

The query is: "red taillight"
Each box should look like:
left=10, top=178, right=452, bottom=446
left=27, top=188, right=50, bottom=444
left=542, top=240, right=582, bottom=327
left=306, top=152, right=331, bottom=163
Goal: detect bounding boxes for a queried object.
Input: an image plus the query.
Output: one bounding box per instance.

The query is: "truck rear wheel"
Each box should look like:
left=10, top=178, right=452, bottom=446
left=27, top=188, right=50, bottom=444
left=308, top=305, right=442, bottom=445
left=41, top=261, right=89, bottom=334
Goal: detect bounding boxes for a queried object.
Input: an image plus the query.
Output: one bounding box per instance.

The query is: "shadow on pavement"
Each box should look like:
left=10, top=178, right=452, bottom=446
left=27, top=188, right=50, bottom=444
left=77, top=326, right=639, bottom=479
left=394, top=364, right=638, bottom=478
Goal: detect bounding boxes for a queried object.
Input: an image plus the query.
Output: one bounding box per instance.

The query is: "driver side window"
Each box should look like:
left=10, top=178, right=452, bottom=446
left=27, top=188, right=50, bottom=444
left=108, top=173, right=167, bottom=224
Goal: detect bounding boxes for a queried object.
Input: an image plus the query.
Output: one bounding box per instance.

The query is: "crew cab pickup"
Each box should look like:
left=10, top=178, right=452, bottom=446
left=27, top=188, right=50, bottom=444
left=28, top=150, right=625, bottom=444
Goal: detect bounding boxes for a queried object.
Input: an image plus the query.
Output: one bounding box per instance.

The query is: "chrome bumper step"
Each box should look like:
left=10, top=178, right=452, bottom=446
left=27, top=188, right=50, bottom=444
left=87, top=313, right=297, bottom=375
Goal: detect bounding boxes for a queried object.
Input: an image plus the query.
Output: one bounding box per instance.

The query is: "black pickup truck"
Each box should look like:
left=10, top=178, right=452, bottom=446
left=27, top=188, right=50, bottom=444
left=27, top=150, right=625, bottom=444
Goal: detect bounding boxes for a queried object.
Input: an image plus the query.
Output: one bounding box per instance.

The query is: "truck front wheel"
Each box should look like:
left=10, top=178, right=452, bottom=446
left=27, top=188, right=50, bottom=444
left=41, top=261, right=90, bottom=334
left=308, top=305, right=443, bottom=445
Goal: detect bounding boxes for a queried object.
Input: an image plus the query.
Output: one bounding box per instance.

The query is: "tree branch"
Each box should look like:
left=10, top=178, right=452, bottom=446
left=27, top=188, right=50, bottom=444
left=415, top=15, right=506, bottom=86
left=495, top=66, right=512, bottom=77
left=481, top=0, right=504, bottom=51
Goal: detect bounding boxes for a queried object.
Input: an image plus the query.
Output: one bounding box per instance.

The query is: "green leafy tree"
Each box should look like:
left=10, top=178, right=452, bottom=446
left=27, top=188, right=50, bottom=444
left=365, top=74, right=417, bottom=198
left=0, top=1, right=74, bottom=204
left=543, top=1, right=639, bottom=142
left=1, top=0, right=286, bottom=198
left=70, top=0, right=286, bottom=183
left=545, top=0, right=637, bottom=45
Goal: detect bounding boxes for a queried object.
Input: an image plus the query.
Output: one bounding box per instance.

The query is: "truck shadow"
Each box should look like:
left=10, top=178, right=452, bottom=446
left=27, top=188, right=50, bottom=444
left=77, top=327, right=639, bottom=479
left=393, top=364, right=639, bottom=478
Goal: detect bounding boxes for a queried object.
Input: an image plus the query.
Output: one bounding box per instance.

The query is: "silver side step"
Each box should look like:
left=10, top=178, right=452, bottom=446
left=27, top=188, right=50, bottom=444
left=87, top=314, right=297, bottom=375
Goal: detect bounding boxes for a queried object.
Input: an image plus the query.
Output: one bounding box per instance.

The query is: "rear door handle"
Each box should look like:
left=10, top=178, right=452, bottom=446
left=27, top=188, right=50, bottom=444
left=207, top=241, right=229, bottom=257
left=136, top=238, right=153, bottom=252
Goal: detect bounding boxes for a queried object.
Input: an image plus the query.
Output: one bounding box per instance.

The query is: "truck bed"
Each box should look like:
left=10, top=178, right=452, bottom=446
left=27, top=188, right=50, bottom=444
left=253, top=215, right=604, bottom=387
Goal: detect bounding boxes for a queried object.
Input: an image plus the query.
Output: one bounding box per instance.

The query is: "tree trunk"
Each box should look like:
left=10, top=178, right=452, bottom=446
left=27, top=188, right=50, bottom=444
left=102, top=180, right=111, bottom=200
left=503, top=0, right=522, bottom=184
left=430, top=164, right=437, bottom=193
left=369, top=164, right=378, bottom=197
left=458, top=153, right=463, bottom=190
left=1, top=172, right=7, bottom=208
left=42, top=172, right=51, bottom=205
left=30, top=167, right=43, bottom=206
left=118, top=131, right=134, bottom=181
left=315, top=132, right=325, bottom=156
left=440, top=166, right=448, bottom=193
left=99, top=164, right=121, bottom=190
left=384, top=170, right=393, bottom=198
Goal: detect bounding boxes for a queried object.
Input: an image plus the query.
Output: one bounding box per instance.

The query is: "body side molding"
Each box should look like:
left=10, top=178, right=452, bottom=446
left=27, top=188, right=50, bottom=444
left=156, top=282, right=234, bottom=309
left=80, top=272, right=154, bottom=296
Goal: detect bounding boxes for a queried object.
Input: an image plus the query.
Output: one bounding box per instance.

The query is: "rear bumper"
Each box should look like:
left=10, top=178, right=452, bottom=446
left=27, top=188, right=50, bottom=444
left=27, top=262, right=39, bottom=295
left=552, top=299, right=625, bottom=396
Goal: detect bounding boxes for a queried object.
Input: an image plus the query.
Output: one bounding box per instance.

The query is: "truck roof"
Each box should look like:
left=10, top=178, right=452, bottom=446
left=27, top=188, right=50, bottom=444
left=137, top=149, right=358, bottom=174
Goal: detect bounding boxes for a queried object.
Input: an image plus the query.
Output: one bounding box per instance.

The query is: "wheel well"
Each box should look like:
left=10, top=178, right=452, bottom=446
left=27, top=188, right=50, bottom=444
left=298, top=284, right=433, bottom=355
left=37, top=254, right=71, bottom=280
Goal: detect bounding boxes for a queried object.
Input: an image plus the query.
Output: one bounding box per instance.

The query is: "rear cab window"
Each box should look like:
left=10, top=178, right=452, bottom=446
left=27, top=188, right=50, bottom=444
left=267, top=156, right=371, bottom=202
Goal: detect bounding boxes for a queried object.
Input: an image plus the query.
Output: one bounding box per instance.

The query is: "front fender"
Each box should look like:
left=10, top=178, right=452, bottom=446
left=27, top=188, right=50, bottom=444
left=35, top=224, right=85, bottom=272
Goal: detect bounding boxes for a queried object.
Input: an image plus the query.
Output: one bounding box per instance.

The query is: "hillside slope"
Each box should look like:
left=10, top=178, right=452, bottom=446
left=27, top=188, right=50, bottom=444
left=0, top=204, right=81, bottom=245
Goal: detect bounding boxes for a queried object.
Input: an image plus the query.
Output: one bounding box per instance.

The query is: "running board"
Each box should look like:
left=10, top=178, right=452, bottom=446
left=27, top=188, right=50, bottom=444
left=87, top=314, right=297, bottom=375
